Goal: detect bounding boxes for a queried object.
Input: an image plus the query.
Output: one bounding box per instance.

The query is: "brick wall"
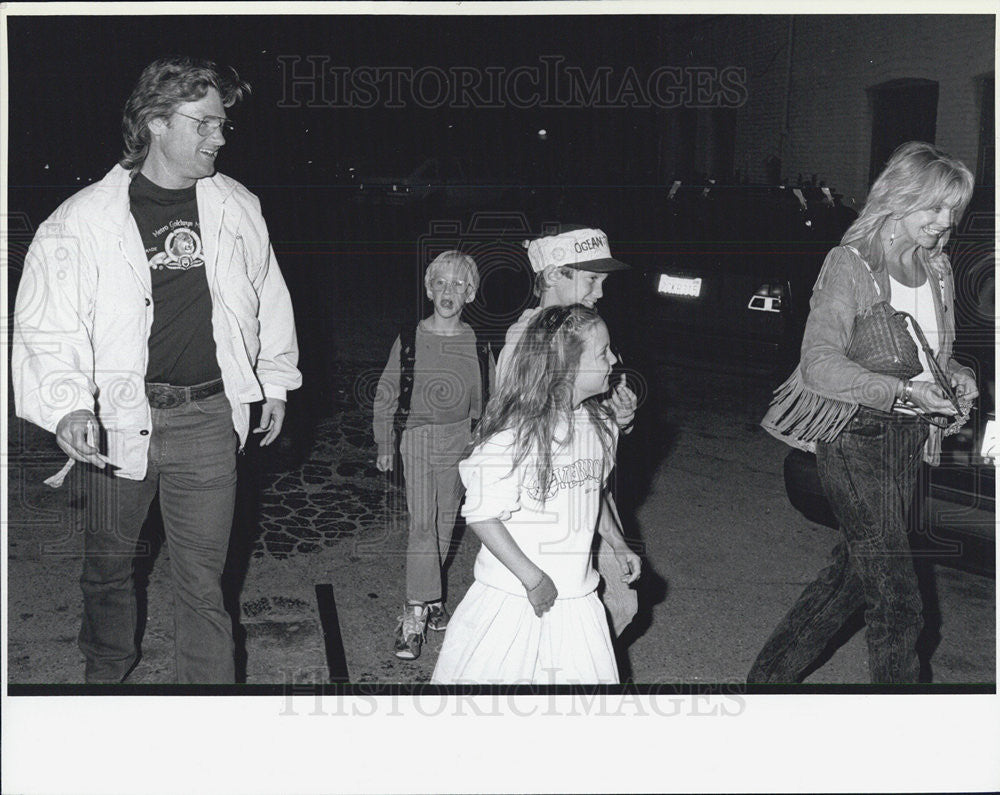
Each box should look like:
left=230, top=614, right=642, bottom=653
left=658, top=15, right=994, bottom=202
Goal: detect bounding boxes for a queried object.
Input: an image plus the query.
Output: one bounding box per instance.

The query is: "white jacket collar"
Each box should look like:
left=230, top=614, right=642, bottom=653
left=85, top=163, right=239, bottom=233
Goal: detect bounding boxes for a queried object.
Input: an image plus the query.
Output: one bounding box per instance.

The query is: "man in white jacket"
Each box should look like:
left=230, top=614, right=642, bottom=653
left=12, top=56, right=302, bottom=683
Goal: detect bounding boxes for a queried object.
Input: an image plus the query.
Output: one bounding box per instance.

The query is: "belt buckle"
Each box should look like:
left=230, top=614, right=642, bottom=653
left=146, top=384, right=184, bottom=409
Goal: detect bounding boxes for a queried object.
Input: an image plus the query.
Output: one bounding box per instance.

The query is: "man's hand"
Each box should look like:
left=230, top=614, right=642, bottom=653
left=55, top=409, right=109, bottom=468
left=609, top=374, right=637, bottom=431
left=613, top=543, right=642, bottom=585
left=951, top=369, right=979, bottom=402
left=254, top=397, right=286, bottom=446
left=375, top=454, right=394, bottom=472
left=524, top=571, right=558, bottom=617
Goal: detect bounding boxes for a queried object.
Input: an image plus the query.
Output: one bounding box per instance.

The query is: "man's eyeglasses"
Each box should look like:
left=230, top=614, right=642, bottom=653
left=174, top=111, right=234, bottom=137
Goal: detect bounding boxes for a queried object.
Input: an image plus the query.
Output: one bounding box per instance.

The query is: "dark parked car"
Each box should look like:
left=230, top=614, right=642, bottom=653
left=782, top=186, right=996, bottom=575
left=629, top=182, right=858, bottom=374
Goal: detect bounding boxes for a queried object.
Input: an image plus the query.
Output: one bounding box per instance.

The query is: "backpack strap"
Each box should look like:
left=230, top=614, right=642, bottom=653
left=393, top=322, right=418, bottom=436
left=473, top=328, right=491, bottom=410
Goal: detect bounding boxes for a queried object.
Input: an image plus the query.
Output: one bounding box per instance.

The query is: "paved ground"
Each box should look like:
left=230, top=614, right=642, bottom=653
left=6, top=357, right=995, bottom=686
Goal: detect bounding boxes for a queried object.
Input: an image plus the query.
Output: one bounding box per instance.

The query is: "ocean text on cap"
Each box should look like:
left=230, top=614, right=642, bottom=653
left=574, top=234, right=607, bottom=254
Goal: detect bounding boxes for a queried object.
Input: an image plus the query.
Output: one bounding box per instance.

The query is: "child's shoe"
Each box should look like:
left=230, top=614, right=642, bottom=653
left=426, top=601, right=450, bottom=631
left=393, top=602, right=428, bottom=660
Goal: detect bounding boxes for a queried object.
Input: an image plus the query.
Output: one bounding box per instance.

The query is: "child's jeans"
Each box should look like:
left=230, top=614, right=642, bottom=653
left=400, top=418, right=472, bottom=603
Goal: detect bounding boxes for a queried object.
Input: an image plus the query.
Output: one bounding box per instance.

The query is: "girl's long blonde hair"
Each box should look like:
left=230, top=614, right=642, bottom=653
left=472, top=304, right=616, bottom=499
left=842, top=141, right=974, bottom=274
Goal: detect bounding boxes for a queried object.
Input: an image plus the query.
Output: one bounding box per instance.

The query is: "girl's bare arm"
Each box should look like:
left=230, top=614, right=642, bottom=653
left=467, top=518, right=557, bottom=615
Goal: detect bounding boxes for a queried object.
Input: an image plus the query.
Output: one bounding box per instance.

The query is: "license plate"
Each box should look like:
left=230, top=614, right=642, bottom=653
left=658, top=274, right=702, bottom=297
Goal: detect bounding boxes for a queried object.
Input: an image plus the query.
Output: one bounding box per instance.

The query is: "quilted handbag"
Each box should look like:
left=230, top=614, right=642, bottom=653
left=845, top=301, right=923, bottom=380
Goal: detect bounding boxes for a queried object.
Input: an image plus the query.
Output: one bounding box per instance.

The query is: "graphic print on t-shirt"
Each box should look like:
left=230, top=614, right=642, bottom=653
left=129, top=172, right=220, bottom=386
left=525, top=457, right=604, bottom=502
left=148, top=223, right=205, bottom=271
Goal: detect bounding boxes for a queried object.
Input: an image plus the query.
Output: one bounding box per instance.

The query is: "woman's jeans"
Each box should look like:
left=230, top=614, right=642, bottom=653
left=78, top=392, right=238, bottom=683
left=748, top=408, right=928, bottom=683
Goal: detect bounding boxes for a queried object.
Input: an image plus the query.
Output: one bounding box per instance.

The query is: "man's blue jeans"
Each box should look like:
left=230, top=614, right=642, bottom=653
left=748, top=408, right=927, bottom=683
left=78, top=391, right=238, bottom=683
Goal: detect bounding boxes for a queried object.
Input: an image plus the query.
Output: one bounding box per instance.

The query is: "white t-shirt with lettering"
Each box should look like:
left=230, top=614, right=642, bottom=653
left=459, top=407, right=617, bottom=598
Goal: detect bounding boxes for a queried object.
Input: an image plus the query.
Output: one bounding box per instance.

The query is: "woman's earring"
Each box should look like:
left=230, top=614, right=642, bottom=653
left=889, top=220, right=898, bottom=245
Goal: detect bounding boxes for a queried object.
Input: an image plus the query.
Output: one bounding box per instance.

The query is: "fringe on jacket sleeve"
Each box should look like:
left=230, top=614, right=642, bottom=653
left=760, top=364, right=859, bottom=453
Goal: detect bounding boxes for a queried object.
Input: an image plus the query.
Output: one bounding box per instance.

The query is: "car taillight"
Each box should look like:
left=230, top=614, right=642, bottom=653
left=748, top=281, right=788, bottom=313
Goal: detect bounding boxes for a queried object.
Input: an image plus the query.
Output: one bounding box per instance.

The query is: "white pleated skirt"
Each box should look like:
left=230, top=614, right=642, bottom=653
left=431, top=580, right=619, bottom=685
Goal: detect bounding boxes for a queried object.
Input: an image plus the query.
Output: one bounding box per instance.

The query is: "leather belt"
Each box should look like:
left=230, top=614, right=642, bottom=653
left=145, top=378, right=225, bottom=409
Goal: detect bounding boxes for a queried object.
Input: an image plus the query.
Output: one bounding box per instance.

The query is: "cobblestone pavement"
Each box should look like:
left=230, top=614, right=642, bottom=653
left=255, top=415, right=396, bottom=560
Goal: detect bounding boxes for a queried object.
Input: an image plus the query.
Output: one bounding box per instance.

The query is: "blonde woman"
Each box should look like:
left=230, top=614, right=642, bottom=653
left=753, top=142, right=977, bottom=683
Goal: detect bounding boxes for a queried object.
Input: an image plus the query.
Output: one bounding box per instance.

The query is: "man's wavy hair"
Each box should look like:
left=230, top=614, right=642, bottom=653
left=843, top=141, right=974, bottom=273
left=119, top=56, right=251, bottom=172
left=471, top=304, right=616, bottom=501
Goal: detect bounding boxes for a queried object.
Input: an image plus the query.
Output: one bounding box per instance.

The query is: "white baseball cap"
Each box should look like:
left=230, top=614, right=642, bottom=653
left=525, top=225, right=630, bottom=273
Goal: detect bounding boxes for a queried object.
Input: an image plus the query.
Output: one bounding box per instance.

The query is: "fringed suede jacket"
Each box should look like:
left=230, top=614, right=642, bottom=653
left=761, top=241, right=974, bottom=466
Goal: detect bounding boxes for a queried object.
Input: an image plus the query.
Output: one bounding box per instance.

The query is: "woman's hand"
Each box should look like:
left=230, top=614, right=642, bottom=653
left=375, top=454, right=394, bottom=472
left=524, top=571, right=558, bottom=617
left=951, top=369, right=979, bottom=401
left=909, top=380, right=959, bottom=416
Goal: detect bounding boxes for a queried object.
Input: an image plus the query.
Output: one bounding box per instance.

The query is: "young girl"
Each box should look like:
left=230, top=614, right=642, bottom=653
left=431, top=304, right=640, bottom=685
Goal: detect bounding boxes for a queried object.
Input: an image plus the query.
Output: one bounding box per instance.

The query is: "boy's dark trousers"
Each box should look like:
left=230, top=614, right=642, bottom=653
left=400, top=418, right=472, bottom=603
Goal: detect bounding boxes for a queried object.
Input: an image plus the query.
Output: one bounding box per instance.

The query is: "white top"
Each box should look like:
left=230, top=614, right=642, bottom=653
left=459, top=407, right=618, bottom=598
left=495, top=307, right=542, bottom=387
left=889, top=274, right=939, bottom=384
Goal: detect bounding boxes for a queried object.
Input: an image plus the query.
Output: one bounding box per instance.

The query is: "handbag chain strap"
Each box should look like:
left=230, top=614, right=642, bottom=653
left=895, top=310, right=961, bottom=414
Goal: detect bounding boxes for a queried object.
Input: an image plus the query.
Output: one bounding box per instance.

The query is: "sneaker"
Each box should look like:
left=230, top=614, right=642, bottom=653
left=393, top=603, right=427, bottom=660
left=426, top=601, right=450, bottom=632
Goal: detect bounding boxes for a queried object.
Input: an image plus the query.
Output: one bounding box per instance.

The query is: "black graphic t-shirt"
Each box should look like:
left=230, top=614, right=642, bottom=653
left=129, top=173, right=221, bottom=386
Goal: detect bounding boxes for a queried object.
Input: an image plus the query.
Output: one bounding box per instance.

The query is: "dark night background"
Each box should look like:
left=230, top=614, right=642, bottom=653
left=6, top=13, right=701, bottom=453
left=7, top=14, right=671, bottom=214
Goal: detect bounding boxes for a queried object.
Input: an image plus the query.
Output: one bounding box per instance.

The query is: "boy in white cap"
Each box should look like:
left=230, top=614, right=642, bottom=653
left=496, top=224, right=641, bottom=637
